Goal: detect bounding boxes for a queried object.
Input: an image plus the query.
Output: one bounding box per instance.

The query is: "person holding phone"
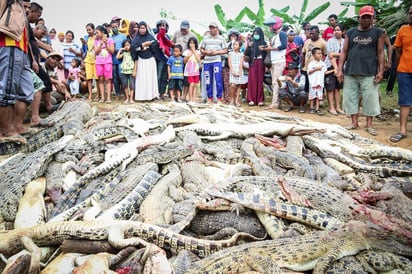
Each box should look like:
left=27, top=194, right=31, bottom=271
left=94, top=25, right=115, bottom=103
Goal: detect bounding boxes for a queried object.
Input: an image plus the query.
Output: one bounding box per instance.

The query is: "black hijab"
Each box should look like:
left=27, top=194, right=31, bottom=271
left=131, top=21, right=157, bottom=60
left=245, top=27, right=267, bottom=65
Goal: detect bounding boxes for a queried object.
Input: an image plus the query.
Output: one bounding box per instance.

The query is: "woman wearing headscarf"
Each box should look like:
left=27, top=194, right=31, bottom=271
left=244, top=27, right=267, bottom=106
left=131, top=21, right=159, bottom=101
left=119, top=19, right=130, bottom=35
left=127, top=21, right=138, bottom=41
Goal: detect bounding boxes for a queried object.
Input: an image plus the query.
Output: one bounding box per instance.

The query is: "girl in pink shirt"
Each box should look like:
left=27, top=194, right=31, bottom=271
left=94, top=25, right=115, bottom=102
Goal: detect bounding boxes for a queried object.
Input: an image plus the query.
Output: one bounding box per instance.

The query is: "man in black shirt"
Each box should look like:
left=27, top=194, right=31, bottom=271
left=336, top=5, right=385, bottom=136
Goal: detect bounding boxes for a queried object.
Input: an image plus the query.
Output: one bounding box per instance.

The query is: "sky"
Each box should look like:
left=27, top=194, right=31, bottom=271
left=40, top=0, right=355, bottom=42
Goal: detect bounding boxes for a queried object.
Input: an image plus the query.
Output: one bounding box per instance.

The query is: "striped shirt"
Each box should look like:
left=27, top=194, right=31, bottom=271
left=0, top=26, right=28, bottom=53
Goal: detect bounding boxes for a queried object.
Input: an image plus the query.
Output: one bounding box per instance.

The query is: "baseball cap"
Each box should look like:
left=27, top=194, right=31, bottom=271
left=286, top=61, right=299, bottom=69
left=180, top=20, right=190, bottom=29
left=359, top=6, right=375, bottom=17
left=47, top=51, right=63, bottom=60
left=208, top=22, right=219, bottom=28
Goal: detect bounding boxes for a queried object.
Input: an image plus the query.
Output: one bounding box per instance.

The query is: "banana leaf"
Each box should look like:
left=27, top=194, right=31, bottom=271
left=338, top=7, right=349, bottom=18
left=214, top=5, right=228, bottom=27
left=304, top=2, right=331, bottom=23
left=299, top=0, right=308, bottom=20
left=269, top=8, right=295, bottom=24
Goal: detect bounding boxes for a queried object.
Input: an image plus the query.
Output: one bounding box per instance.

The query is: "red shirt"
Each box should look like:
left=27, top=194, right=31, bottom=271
left=322, top=26, right=334, bottom=41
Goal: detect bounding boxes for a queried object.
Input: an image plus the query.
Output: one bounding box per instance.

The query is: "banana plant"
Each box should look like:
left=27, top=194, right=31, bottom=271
left=214, top=0, right=266, bottom=32
left=269, top=0, right=331, bottom=32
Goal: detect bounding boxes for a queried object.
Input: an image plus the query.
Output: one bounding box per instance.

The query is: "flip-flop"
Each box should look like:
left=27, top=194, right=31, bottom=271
left=365, top=127, right=378, bottom=136
left=0, top=134, right=27, bottom=144
left=31, top=119, right=56, bottom=128
left=345, top=124, right=358, bottom=130
left=389, top=133, right=407, bottom=143
left=21, top=127, right=39, bottom=135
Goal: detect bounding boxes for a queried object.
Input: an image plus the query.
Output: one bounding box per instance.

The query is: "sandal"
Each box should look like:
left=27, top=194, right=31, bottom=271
left=248, top=101, right=255, bottom=106
left=365, top=127, right=378, bottom=136
left=336, top=110, right=345, bottom=115
left=328, top=110, right=338, bottom=115
left=389, top=132, right=407, bottom=143
left=309, top=108, right=316, bottom=114
left=345, top=124, right=358, bottom=130
left=31, top=119, right=56, bottom=128
left=284, top=106, right=293, bottom=112
left=316, top=109, right=323, bottom=115
left=258, top=102, right=264, bottom=106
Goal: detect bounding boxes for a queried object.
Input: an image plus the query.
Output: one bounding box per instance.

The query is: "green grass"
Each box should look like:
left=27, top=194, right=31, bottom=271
left=379, top=79, right=399, bottom=110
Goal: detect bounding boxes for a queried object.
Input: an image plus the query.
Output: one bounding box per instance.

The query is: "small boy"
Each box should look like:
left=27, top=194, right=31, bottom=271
left=307, top=47, right=327, bottom=115
left=167, top=45, right=184, bottom=102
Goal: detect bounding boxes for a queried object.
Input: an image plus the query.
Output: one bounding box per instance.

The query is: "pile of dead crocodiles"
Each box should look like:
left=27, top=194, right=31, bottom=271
left=0, top=100, right=411, bottom=273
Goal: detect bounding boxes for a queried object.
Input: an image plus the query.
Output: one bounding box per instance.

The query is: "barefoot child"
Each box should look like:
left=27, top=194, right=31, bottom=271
left=183, top=37, right=201, bottom=102
left=167, top=45, right=184, bottom=102
left=68, top=58, right=82, bottom=97
left=308, top=47, right=327, bottom=115
left=94, top=25, right=114, bottom=103
left=228, top=40, right=244, bottom=106
left=116, top=40, right=135, bottom=103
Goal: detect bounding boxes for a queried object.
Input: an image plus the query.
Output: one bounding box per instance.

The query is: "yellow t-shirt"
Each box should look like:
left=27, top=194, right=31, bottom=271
left=84, top=36, right=96, bottom=64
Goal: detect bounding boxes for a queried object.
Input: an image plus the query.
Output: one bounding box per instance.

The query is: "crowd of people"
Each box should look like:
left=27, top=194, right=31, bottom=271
left=0, top=1, right=411, bottom=143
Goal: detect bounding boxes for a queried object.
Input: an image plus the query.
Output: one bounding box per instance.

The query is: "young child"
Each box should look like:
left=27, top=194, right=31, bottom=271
left=68, top=58, right=81, bottom=96
left=228, top=40, right=244, bottom=106
left=308, top=47, right=327, bottom=115
left=94, top=25, right=115, bottom=103
left=116, top=40, right=135, bottom=103
left=167, top=44, right=184, bottom=102
left=183, top=37, right=201, bottom=102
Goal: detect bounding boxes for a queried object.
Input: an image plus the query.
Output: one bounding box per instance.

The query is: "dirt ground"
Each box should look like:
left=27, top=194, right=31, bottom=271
left=91, top=96, right=412, bottom=150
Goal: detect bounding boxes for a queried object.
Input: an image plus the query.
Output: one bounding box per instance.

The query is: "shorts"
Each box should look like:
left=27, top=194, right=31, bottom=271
left=168, top=78, right=183, bottom=91
left=84, top=62, right=97, bottom=80
left=32, top=71, right=45, bottom=93
left=398, top=72, right=412, bottom=106
left=325, top=73, right=343, bottom=91
left=187, top=75, right=200, bottom=84
left=308, top=86, right=324, bottom=100
left=0, top=47, right=34, bottom=106
left=183, top=76, right=189, bottom=87
left=343, top=75, right=380, bottom=116
left=120, top=73, right=135, bottom=90
left=96, top=63, right=113, bottom=79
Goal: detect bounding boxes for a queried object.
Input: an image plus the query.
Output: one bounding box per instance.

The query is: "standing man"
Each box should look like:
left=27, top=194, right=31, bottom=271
left=263, top=16, right=287, bottom=109
left=322, top=14, right=338, bottom=41
left=389, top=6, right=412, bottom=143
left=0, top=0, right=34, bottom=140
left=110, top=20, right=126, bottom=99
left=337, top=5, right=385, bottom=136
left=200, top=22, right=227, bottom=103
left=172, top=20, right=195, bottom=101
